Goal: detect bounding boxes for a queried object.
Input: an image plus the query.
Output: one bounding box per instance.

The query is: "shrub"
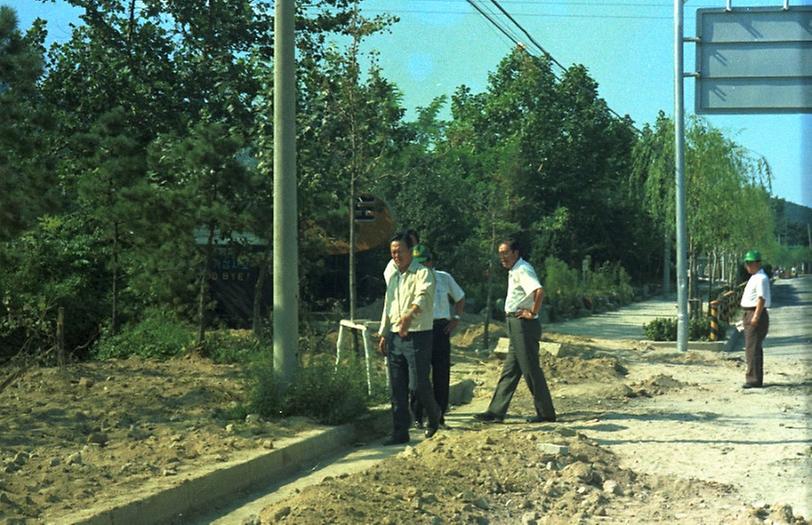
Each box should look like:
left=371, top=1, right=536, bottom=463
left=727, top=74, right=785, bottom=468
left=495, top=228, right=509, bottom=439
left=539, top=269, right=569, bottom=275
left=202, top=330, right=266, bottom=364
left=248, top=353, right=373, bottom=425
left=93, top=308, right=193, bottom=360
left=643, top=317, right=678, bottom=341
left=542, top=256, right=581, bottom=317
left=643, top=316, right=727, bottom=341
left=0, top=214, right=110, bottom=360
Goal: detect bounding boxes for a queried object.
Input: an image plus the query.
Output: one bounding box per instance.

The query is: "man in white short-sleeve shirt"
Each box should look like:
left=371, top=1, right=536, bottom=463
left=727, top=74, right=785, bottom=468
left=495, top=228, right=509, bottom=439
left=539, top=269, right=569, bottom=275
left=474, top=239, right=556, bottom=423
left=409, top=244, right=465, bottom=428
left=740, top=249, right=771, bottom=388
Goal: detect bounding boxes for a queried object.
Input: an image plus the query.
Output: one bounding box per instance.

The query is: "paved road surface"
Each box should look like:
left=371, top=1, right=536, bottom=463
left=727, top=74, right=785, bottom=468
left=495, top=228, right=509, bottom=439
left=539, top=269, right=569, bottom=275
left=548, top=294, right=678, bottom=339
left=763, top=275, right=812, bottom=361
left=550, top=275, right=812, bottom=363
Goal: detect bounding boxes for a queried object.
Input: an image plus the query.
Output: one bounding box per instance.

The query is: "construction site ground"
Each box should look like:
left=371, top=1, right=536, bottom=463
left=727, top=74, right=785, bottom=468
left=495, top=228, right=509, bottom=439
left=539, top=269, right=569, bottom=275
left=0, top=277, right=809, bottom=524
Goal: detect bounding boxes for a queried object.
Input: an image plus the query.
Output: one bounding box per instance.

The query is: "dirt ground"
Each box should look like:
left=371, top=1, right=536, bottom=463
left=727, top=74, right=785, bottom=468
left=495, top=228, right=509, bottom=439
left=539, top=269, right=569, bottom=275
left=0, top=357, right=321, bottom=524
left=0, top=323, right=809, bottom=524
left=258, top=331, right=810, bottom=525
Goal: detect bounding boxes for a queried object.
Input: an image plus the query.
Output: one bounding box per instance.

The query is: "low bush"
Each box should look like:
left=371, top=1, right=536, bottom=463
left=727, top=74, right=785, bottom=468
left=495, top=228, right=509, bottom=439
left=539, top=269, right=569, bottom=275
left=643, top=316, right=727, bottom=341
left=249, top=353, right=376, bottom=425
left=93, top=308, right=193, bottom=360
left=202, top=330, right=266, bottom=364
left=643, top=317, right=678, bottom=341
left=541, top=257, right=636, bottom=320
left=542, top=257, right=581, bottom=318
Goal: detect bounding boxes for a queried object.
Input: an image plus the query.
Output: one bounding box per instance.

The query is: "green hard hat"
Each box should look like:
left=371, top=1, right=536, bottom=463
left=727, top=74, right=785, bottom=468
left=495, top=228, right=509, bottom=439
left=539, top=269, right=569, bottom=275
left=743, top=250, right=761, bottom=262
left=412, top=243, right=432, bottom=263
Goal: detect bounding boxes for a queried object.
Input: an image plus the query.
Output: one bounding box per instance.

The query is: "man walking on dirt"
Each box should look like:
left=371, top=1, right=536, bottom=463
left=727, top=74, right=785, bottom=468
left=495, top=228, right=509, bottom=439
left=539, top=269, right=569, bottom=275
left=409, top=243, right=465, bottom=429
left=474, top=239, right=556, bottom=423
left=740, top=250, right=771, bottom=388
left=377, top=232, right=443, bottom=445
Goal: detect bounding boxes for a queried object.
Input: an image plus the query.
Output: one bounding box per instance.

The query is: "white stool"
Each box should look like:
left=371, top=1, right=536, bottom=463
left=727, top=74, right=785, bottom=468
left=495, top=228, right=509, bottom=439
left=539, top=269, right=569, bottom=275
left=335, top=319, right=384, bottom=396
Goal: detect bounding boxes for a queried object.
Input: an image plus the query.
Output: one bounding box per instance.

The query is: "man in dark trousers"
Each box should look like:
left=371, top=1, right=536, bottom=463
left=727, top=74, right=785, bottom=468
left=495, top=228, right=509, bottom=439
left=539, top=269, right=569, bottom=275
left=474, top=239, right=556, bottom=423
left=409, top=244, right=465, bottom=429
left=740, top=249, right=771, bottom=388
left=377, top=232, right=443, bottom=445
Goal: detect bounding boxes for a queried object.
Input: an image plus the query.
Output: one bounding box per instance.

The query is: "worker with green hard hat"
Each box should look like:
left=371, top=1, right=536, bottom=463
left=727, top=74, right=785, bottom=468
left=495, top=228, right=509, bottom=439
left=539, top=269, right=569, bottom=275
left=739, top=249, right=771, bottom=388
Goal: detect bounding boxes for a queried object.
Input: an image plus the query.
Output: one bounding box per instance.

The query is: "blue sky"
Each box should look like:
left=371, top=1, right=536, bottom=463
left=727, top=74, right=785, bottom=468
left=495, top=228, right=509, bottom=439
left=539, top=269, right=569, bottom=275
left=9, top=0, right=811, bottom=208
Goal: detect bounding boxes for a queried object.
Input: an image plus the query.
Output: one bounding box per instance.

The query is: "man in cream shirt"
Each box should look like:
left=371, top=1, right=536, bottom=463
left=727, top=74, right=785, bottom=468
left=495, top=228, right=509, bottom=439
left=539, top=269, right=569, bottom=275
left=740, top=250, right=771, bottom=388
left=377, top=232, right=442, bottom=444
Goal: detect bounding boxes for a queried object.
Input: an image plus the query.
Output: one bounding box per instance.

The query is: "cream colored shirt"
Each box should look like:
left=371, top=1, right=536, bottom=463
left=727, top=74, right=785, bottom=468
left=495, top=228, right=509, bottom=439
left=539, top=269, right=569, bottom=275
left=379, top=260, right=435, bottom=335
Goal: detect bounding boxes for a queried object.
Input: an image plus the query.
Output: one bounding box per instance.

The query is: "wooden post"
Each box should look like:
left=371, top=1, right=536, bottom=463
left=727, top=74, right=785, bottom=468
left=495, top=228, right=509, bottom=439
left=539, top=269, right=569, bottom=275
left=57, top=307, right=65, bottom=367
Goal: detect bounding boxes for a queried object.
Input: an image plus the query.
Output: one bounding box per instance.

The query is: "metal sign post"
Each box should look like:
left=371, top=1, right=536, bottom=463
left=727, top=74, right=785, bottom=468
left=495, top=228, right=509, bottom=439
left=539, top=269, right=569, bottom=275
left=674, top=0, right=689, bottom=352
left=676, top=1, right=809, bottom=351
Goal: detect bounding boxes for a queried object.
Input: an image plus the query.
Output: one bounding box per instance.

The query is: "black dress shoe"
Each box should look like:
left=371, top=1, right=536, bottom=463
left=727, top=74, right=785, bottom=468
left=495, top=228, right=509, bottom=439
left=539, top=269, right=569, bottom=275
left=473, top=412, right=504, bottom=423
left=742, top=383, right=762, bottom=389
left=382, top=435, right=409, bottom=446
left=526, top=415, right=557, bottom=423
left=424, top=425, right=439, bottom=438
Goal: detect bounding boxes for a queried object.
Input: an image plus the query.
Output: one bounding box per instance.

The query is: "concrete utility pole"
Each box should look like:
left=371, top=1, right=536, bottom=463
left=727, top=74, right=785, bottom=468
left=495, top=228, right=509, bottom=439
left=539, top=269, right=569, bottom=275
left=273, top=0, right=298, bottom=389
left=674, top=0, right=689, bottom=351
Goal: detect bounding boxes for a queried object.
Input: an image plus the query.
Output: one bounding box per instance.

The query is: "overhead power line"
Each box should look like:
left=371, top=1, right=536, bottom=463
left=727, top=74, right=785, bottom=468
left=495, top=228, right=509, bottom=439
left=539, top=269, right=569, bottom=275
left=489, top=0, right=566, bottom=71
left=464, top=0, right=637, bottom=128
left=363, top=9, right=672, bottom=20
left=464, top=0, right=525, bottom=47
left=404, top=0, right=673, bottom=7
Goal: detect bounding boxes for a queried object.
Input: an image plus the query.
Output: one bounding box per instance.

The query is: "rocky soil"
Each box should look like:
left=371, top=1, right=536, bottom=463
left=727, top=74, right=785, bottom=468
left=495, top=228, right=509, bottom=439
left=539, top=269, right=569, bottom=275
left=0, top=325, right=808, bottom=525
left=0, top=357, right=320, bottom=523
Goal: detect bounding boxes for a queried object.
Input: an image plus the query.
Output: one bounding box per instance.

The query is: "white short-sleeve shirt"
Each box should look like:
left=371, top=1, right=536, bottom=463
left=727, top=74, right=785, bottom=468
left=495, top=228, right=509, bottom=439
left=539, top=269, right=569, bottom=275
left=505, top=258, right=542, bottom=317
left=383, top=259, right=397, bottom=286
left=433, top=270, right=465, bottom=320
left=740, top=269, right=771, bottom=308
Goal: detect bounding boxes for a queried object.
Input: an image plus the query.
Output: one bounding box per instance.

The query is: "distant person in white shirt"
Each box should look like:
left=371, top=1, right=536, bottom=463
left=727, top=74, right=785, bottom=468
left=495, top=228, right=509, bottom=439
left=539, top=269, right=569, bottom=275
left=383, top=229, right=419, bottom=286
left=740, top=250, right=771, bottom=388
left=409, top=244, right=465, bottom=429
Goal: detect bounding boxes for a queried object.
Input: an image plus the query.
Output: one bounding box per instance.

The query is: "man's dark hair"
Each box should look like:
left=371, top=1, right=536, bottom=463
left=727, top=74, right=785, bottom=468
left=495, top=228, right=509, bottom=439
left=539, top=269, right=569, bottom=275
left=390, top=230, right=415, bottom=249
left=499, top=238, right=522, bottom=256
left=405, top=229, right=420, bottom=244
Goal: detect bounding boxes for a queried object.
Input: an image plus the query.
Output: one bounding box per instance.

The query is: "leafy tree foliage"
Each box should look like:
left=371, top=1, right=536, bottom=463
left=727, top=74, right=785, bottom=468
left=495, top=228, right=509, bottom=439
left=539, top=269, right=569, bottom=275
left=0, top=2, right=793, bottom=363
left=0, top=8, right=55, bottom=239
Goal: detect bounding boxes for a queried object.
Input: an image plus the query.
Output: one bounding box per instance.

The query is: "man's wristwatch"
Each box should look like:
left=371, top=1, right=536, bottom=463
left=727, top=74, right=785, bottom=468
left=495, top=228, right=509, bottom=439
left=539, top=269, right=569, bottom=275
left=451, top=314, right=461, bottom=320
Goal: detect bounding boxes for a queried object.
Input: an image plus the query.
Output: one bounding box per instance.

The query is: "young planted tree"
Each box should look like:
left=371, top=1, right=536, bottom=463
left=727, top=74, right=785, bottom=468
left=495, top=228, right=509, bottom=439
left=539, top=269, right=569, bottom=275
left=75, top=107, right=147, bottom=334
left=149, top=121, right=252, bottom=348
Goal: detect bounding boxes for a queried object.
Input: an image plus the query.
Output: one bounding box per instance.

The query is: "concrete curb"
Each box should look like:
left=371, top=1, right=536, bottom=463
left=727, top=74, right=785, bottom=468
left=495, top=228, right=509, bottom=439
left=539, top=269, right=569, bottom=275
left=65, top=381, right=473, bottom=525
left=68, top=417, right=384, bottom=525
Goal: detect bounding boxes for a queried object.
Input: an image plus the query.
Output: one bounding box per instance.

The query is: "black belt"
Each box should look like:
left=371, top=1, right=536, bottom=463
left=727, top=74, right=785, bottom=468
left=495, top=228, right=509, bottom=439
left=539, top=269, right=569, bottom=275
left=742, top=307, right=756, bottom=311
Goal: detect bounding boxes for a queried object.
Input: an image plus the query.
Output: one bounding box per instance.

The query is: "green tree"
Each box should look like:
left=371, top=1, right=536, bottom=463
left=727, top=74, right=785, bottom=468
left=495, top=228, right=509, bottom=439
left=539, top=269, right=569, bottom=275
left=0, top=7, right=55, bottom=239
left=74, top=107, right=148, bottom=333
left=148, top=120, right=252, bottom=347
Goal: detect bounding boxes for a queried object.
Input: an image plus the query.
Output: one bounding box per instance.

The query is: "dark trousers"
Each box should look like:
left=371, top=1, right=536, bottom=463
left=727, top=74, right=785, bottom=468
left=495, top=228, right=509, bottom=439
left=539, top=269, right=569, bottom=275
left=743, top=309, right=769, bottom=386
left=387, top=330, right=441, bottom=439
left=411, top=319, right=451, bottom=424
left=487, top=317, right=556, bottom=419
